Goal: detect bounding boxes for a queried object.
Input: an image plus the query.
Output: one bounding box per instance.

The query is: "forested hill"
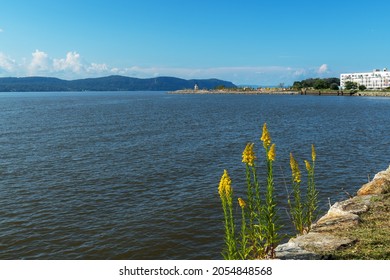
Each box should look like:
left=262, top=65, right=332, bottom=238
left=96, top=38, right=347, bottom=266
left=0, top=75, right=236, bottom=92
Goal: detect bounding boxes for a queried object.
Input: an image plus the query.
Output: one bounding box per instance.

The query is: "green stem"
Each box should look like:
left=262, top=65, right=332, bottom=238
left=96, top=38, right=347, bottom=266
left=264, top=156, right=278, bottom=258
left=305, top=162, right=318, bottom=232
left=227, top=199, right=237, bottom=259
left=245, top=164, right=254, bottom=229
left=240, top=207, right=248, bottom=259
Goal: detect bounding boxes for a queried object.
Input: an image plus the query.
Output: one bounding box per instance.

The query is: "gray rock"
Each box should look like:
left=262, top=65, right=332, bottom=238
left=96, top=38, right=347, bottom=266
left=275, top=232, right=356, bottom=259
left=311, top=195, right=372, bottom=232
left=275, top=242, right=322, bottom=260
left=311, top=212, right=360, bottom=232
left=332, top=195, right=372, bottom=215
left=289, top=232, right=356, bottom=252
left=275, top=167, right=388, bottom=259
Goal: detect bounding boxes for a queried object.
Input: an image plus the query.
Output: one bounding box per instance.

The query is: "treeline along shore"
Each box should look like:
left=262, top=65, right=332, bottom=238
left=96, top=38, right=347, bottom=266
left=168, top=88, right=390, bottom=97
left=170, top=76, right=390, bottom=97
left=1, top=75, right=389, bottom=97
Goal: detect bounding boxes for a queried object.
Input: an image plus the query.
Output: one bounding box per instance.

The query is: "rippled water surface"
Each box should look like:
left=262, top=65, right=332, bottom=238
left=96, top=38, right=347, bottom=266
left=0, top=91, right=389, bottom=259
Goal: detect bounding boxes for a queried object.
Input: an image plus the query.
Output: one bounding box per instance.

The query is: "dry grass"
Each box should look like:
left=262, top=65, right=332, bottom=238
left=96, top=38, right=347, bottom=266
left=332, top=193, right=390, bottom=259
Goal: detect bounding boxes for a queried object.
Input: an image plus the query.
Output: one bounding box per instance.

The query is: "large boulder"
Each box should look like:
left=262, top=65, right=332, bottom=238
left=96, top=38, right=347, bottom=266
left=291, top=232, right=355, bottom=252
left=311, top=195, right=372, bottom=232
left=275, top=240, right=322, bottom=260
left=275, top=232, right=356, bottom=260
left=357, top=165, right=390, bottom=196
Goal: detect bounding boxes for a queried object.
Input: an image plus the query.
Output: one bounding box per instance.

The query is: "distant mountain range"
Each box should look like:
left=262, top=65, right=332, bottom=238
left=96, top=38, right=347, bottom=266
left=0, top=75, right=236, bottom=92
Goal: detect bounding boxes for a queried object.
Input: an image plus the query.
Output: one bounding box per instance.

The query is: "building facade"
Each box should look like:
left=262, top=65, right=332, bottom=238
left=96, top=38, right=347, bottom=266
left=340, top=68, right=390, bottom=90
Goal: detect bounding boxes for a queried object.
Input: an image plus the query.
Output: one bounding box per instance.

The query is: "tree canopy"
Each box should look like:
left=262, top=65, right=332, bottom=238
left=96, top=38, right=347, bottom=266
left=292, top=78, right=340, bottom=90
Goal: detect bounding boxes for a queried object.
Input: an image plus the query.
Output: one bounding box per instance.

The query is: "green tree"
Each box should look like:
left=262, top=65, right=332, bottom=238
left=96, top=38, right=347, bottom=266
left=313, top=79, right=327, bottom=89
left=292, top=77, right=340, bottom=90
left=324, top=78, right=340, bottom=86
left=301, top=79, right=315, bottom=88
left=292, top=81, right=302, bottom=90
left=330, top=83, right=339, bottom=90
left=215, top=85, right=226, bottom=90
left=344, top=81, right=358, bottom=90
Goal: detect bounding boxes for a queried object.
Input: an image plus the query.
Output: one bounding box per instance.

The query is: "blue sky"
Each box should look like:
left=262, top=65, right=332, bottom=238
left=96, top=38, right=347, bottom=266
left=1, top=0, right=390, bottom=85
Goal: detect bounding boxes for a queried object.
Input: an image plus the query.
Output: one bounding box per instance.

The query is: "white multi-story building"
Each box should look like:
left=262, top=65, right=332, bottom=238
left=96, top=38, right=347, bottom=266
left=340, top=68, right=390, bottom=90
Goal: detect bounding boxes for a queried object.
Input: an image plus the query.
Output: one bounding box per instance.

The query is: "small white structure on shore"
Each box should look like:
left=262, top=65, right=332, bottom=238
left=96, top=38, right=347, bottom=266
left=194, top=83, right=199, bottom=91
left=340, top=68, right=390, bottom=89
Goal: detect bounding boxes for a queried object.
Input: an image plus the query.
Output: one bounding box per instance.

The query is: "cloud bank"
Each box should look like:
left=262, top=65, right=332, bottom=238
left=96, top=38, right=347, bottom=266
left=0, top=50, right=111, bottom=79
left=0, top=50, right=334, bottom=85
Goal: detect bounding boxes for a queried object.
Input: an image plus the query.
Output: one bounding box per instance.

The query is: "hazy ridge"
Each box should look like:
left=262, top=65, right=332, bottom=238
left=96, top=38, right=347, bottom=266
left=0, top=75, right=236, bottom=92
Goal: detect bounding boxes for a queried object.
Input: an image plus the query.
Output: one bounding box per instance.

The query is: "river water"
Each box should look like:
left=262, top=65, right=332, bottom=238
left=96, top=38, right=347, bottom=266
left=0, top=91, right=389, bottom=259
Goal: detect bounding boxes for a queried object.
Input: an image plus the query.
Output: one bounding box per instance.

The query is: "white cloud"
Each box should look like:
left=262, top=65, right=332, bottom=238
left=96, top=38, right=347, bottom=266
left=318, top=64, right=329, bottom=74
left=87, top=62, right=109, bottom=73
left=29, top=49, right=49, bottom=73
left=0, top=52, right=16, bottom=72
left=0, top=28, right=3, bottom=32
left=1, top=50, right=98, bottom=78
left=53, top=51, right=82, bottom=73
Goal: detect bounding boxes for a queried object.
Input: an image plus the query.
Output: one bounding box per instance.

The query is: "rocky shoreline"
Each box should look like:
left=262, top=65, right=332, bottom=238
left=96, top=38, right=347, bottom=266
left=275, top=165, right=390, bottom=259
left=168, top=89, right=390, bottom=97
left=169, top=89, right=295, bottom=95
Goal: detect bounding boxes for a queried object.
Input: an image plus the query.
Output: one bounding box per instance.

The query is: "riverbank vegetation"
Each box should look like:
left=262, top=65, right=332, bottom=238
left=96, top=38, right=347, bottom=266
left=218, top=123, right=319, bottom=259
left=288, top=146, right=318, bottom=235
left=292, top=78, right=340, bottom=91
left=331, top=193, right=390, bottom=259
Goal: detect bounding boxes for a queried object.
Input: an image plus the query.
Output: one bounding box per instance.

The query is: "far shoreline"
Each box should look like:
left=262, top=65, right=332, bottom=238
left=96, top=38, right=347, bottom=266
left=168, top=89, right=390, bottom=97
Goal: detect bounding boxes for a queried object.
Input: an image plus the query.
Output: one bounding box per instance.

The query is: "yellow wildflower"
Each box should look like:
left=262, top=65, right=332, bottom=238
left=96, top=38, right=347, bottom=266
left=267, top=143, right=276, bottom=161
left=238, top=197, right=246, bottom=208
left=289, top=153, right=295, bottom=171
left=242, top=143, right=256, bottom=166
left=260, top=123, right=271, bottom=148
left=290, top=153, right=301, bottom=183
left=311, top=144, right=316, bottom=162
left=304, top=160, right=311, bottom=171
left=218, top=169, right=232, bottom=199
